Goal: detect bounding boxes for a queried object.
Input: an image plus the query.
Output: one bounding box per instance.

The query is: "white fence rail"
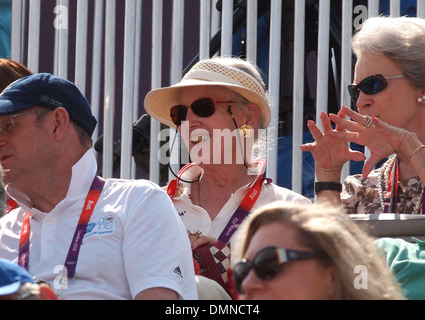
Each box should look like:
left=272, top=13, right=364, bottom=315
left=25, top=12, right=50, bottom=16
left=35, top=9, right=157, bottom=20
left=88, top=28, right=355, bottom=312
left=9, top=0, right=425, bottom=195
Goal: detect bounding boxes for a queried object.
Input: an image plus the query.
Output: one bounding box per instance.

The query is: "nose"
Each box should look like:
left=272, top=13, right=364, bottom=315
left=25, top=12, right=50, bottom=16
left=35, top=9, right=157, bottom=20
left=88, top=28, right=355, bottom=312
left=355, top=91, right=372, bottom=113
left=184, top=107, right=200, bottom=123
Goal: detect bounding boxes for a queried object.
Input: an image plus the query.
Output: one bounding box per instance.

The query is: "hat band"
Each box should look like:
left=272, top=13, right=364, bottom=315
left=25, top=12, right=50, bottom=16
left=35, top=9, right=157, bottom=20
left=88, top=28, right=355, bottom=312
left=183, top=62, right=267, bottom=99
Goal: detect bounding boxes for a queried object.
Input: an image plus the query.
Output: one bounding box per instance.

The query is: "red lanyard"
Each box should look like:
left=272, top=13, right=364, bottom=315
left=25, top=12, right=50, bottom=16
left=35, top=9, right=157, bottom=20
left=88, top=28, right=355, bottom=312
left=167, top=160, right=269, bottom=243
left=18, top=176, right=105, bottom=278
left=384, top=158, right=425, bottom=214
left=5, top=199, right=19, bottom=215
left=218, top=172, right=270, bottom=243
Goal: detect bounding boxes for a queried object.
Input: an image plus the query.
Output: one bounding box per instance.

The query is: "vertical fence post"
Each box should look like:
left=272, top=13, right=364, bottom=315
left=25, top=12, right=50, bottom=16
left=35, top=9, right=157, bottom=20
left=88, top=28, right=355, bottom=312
left=221, top=0, right=233, bottom=56
left=75, top=0, right=89, bottom=94
left=341, top=0, right=353, bottom=181
left=390, top=0, right=401, bottom=17
left=200, top=0, right=211, bottom=60
left=314, top=0, right=330, bottom=186
left=121, top=0, right=137, bottom=179
left=149, top=0, right=163, bottom=184
left=27, top=0, right=40, bottom=73
left=266, top=0, right=282, bottom=183
left=418, top=0, right=425, bottom=18
left=103, top=0, right=116, bottom=178
left=90, top=0, right=104, bottom=143
left=54, top=0, right=69, bottom=78
left=368, top=0, right=379, bottom=17
left=168, top=0, right=185, bottom=182
left=246, top=0, right=257, bottom=63
left=292, top=0, right=305, bottom=194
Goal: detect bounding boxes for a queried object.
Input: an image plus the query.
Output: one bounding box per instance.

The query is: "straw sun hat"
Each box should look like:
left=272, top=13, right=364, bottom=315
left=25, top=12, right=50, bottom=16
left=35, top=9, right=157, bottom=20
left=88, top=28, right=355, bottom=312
left=144, top=58, right=271, bottom=128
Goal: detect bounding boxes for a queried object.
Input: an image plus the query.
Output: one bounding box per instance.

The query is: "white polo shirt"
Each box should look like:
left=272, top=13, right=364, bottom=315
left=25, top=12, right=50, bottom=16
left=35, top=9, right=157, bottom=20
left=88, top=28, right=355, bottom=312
left=0, top=150, right=197, bottom=300
left=167, top=163, right=312, bottom=244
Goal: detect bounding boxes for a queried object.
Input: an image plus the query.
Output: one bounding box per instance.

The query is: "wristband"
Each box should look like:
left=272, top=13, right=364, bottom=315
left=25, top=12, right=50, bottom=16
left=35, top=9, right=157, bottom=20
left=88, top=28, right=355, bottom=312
left=314, top=182, right=342, bottom=194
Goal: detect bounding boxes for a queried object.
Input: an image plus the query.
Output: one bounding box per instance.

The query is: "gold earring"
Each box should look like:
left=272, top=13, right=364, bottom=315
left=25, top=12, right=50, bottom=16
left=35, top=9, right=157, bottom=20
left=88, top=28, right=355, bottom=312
left=239, top=124, right=253, bottom=138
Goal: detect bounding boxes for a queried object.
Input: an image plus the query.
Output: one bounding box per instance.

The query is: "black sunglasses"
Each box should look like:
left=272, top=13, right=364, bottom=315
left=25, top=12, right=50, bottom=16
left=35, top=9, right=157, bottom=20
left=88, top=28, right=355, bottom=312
left=347, top=74, right=405, bottom=103
left=170, top=98, right=244, bottom=127
left=233, top=245, right=328, bottom=294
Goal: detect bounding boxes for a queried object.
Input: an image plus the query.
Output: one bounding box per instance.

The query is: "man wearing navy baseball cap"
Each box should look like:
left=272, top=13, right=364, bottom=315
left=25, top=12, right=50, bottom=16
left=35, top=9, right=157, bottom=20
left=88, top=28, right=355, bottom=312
left=0, top=73, right=97, bottom=136
left=0, top=73, right=197, bottom=300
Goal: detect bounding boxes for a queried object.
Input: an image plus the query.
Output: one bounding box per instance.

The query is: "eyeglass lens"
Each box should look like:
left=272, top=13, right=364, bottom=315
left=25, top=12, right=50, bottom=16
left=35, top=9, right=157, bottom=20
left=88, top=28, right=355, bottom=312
left=170, top=98, right=217, bottom=126
left=233, top=247, right=283, bottom=294
left=0, top=111, right=37, bottom=133
left=233, top=246, right=326, bottom=294
left=347, top=74, right=388, bottom=102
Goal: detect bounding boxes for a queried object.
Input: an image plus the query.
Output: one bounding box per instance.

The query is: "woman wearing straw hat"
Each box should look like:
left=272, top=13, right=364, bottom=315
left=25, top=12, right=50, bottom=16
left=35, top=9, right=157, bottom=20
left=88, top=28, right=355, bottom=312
left=144, top=56, right=311, bottom=294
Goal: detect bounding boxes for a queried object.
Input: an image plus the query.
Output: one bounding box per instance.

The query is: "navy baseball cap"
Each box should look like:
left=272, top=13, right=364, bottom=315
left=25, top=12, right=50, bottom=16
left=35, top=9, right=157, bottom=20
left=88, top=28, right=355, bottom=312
left=0, top=73, right=97, bottom=136
left=0, top=258, right=35, bottom=296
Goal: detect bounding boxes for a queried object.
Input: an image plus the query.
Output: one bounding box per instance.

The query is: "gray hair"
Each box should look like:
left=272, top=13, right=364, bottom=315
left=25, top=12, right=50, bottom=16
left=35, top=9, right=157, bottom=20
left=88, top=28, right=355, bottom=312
left=212, top=56, right=268, bottom=129
left=352, top=16, right=425, bottom=90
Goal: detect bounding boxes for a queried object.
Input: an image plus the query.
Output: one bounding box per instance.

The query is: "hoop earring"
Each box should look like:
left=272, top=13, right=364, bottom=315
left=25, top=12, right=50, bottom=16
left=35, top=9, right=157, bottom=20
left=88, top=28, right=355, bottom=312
left=239, top=124, right=253, bottom=138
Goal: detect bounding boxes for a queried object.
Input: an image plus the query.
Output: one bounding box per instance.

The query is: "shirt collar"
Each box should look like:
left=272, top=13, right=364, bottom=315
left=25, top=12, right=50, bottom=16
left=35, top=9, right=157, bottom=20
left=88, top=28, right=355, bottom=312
left=7, top=149, right=98, bottom=211
left=170, top=161, right=266, bottom=199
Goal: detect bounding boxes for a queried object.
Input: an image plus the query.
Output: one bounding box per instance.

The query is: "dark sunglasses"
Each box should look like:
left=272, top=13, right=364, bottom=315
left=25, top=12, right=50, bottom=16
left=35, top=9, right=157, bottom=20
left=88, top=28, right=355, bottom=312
left=233, top=245, right=328, bottom=294
left=170, top=98, right=242, bottom=127
left=347, top=74, right=405, bottom=103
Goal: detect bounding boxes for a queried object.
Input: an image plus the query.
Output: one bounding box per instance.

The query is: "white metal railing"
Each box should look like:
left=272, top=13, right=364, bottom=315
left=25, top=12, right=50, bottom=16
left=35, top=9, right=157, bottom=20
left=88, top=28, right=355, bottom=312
left=9, top=0, right=424, bottom=194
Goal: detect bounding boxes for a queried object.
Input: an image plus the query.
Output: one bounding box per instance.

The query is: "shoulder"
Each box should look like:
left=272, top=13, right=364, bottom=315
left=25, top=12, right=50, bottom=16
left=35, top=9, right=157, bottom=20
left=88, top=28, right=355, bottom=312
left=103, top=178, right=166, bottom=198
left=262, top=183, right=312, bottom=204
left=375, top=237, right=425, bottom=300
left=102, top=178, right=175, bottom=213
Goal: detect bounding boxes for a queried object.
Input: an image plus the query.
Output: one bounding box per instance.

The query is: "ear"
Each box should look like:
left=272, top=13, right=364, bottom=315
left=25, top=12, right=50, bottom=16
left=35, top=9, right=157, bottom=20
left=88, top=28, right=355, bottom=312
left=245, top=103, right=261, bottom=128
left=50, top=107, right=71, bottom=141
left=321, top=263, right=337, bottom=298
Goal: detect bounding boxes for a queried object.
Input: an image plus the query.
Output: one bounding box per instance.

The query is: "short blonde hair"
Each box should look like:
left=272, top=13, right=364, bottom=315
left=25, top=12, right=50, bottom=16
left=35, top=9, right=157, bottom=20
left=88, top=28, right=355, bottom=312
left=352, top=16, right=425, bottom=89
left=234, top=201, right=405, bottom=300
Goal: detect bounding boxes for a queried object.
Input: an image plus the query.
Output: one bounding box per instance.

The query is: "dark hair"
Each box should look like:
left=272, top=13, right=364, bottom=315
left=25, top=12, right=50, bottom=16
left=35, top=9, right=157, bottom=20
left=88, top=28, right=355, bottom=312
left=0, top=59, right=33, bottom=92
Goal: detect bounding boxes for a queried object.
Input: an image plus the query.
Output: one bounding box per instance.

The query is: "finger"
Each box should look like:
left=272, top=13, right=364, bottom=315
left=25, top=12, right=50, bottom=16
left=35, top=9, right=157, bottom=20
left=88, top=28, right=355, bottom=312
left=362, top=157, right=380, bottom=179
left=306, top=120, right=324, bottom=141
left=192, top=237, right=214, bottom=250
left=329, top=114, right=363, bottom=132
left=300, top=143, right=314, bottom=152
left=337, top=107, right=347, bottom=118
left=349, top=150, right=367, bottom=162
left=341, top=106, right=370, bottom=127
left=326, top=129, right=360, bottom=143
left=320, top=112, right=334, bottom=132
left=335, top=108, right=349, bottom=132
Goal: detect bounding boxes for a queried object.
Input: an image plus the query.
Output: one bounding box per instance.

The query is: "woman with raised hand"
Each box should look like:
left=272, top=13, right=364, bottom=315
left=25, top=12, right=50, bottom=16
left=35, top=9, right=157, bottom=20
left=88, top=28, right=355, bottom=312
left=301, top=16, right=425, bottom=214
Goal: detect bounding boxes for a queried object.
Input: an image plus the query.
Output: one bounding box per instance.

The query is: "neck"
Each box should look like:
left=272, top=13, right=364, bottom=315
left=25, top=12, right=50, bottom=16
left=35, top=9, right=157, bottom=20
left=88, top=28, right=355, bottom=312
left=193, top=164, right=256, bottom=220
left=28, top=170, right=72, bottom=213
left=199, top=163, right=256, bottom=189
